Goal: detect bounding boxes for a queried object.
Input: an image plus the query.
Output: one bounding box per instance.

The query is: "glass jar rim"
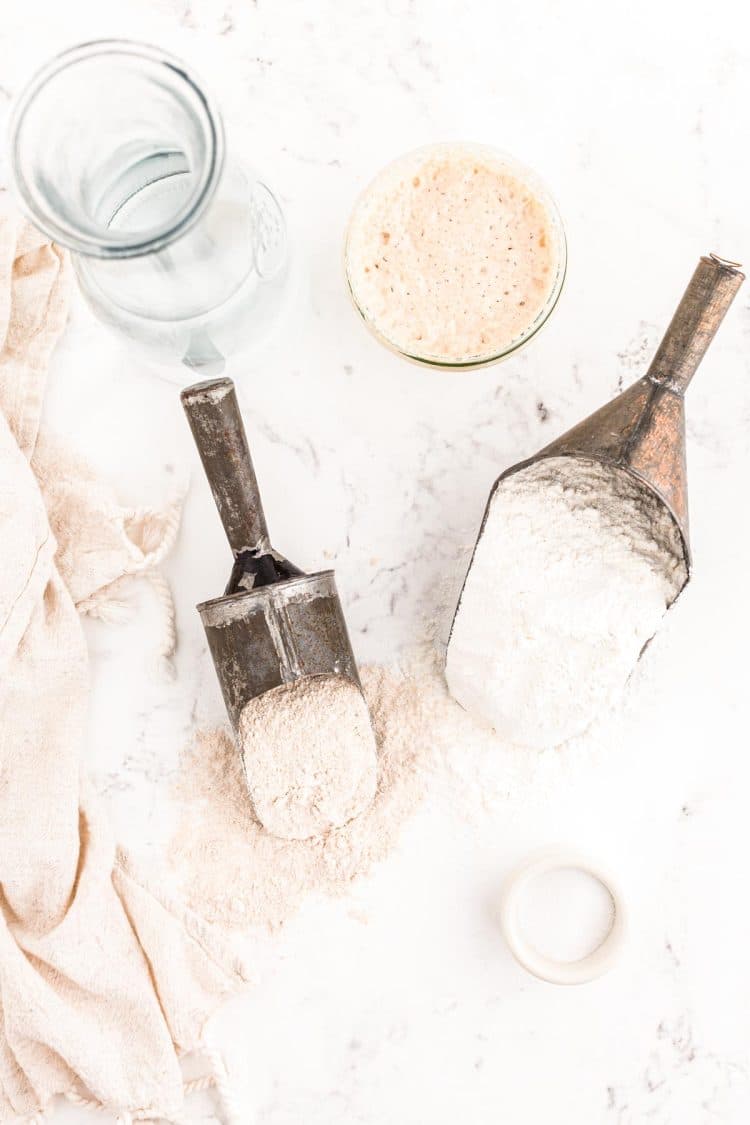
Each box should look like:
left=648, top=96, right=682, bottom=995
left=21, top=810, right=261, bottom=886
left=343, top=141, right=567, bottom=369
left=7, top=39, right=226, bottom=259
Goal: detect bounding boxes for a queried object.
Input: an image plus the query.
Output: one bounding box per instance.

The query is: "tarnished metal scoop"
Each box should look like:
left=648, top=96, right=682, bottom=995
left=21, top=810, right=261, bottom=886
left=459, top=253, right=744, bottom=601
left=181, top=377, right=360, bottom=732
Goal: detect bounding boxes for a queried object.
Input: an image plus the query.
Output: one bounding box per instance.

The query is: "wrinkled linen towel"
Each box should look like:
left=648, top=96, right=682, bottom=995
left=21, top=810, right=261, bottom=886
left=0, top=198, right=246, bottom=1123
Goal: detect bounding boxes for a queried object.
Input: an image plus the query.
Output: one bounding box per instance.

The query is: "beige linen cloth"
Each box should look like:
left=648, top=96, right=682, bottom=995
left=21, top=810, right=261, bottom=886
left=0, top=200, right=246, bottom=1123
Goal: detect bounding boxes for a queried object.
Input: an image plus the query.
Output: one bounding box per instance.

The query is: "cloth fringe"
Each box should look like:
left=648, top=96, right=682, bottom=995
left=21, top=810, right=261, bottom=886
left=122, top=497, right=183, bottom=680
left=18, top=1044, right=239, bottom=1125
left=76, top=497, right=183, bottom=679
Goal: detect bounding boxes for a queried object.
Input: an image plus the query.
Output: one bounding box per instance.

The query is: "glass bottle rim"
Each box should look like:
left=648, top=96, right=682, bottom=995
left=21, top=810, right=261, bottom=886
left=7, top=39, right=226, bottom=260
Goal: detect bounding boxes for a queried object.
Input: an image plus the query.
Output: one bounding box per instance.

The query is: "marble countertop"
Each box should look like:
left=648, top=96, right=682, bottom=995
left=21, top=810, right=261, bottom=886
left=2, top=1, right=750, bottom=1122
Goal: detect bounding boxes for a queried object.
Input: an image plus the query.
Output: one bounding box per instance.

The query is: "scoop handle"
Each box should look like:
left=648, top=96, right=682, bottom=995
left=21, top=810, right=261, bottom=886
left=647, top=253, right=744, bottom=394
left=181, top=377, right=269, bottom=556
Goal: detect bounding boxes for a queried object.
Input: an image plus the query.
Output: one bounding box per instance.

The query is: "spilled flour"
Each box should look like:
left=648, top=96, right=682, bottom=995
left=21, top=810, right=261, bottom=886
left=168, top=639, right=670, bottom=931
left=169, top=665, right=433, bottom=930
left=238, top=675, right=377, bottom=841
left=446, top=458, right=687, bottom=748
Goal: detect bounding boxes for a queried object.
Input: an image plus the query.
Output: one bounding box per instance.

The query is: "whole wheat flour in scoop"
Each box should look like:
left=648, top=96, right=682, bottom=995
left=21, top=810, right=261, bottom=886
left=238, top=674, right=377, bottom=841
left=169, top=665, right=433, bottom=931
left=168, top=646, right=667, bottom=932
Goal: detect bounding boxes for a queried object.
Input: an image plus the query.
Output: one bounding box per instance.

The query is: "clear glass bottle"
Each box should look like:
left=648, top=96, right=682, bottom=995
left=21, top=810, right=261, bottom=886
left=8, top=40, right=290, bottom=377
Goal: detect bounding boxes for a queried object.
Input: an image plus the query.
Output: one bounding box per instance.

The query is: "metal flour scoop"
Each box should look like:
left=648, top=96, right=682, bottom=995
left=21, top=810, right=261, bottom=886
left=453, top=252, right=744, bottom=628
left=181, top=377, right=361, bottom=732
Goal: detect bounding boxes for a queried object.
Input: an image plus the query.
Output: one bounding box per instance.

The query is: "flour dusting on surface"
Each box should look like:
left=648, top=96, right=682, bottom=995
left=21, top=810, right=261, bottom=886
left=169, top=665, right=433, bottom=930
left=168, top=638, right=676, bottom=931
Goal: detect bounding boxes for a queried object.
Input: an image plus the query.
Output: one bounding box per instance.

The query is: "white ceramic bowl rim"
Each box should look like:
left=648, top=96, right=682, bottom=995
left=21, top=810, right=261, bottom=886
left=499, top=849, right=628, bottom=985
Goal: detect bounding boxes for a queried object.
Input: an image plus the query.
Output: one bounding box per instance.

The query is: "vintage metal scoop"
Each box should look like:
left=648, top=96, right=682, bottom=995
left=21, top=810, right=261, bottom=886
left=181, top=377, right=360, bottom=732
left=453, top=252, right=744, bottom=625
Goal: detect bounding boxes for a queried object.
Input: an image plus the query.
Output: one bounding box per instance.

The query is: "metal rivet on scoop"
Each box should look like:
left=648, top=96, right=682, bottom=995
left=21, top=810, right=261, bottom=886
left=181, top=377, right=361, bottom=732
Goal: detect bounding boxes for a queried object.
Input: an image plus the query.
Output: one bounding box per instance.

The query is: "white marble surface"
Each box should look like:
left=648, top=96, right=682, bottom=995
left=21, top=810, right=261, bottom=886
left=2, top=1, right=750, bottom=1121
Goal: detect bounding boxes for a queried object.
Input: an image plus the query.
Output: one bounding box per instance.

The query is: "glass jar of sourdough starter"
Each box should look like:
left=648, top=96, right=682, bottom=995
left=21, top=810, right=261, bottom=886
left=344, top=143, right=566, bottom=369
left=8, top=40, right=289, bottom=377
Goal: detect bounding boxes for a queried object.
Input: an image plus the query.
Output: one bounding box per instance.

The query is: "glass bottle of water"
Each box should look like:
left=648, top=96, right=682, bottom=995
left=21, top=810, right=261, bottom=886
left=8, top=40, right=289, bottom=377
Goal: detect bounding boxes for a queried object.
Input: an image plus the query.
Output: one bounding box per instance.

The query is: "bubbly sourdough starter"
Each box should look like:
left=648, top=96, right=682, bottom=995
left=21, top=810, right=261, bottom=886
left=345, top=144, right=562, bottom=365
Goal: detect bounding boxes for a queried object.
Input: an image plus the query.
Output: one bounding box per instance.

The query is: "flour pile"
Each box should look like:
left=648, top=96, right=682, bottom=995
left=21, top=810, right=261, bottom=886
left=238, top=674, right=377, bottom=840
left=168, top=642, right=666, bottom=931
left=169, top=665, right=433, bottom=930
left=446, top=457, right=687, bottom=748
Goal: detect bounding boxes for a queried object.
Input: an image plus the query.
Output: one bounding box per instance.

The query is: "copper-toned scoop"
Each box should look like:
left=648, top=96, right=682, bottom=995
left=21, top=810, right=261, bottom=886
left=452, top=253, right=744, bottom=636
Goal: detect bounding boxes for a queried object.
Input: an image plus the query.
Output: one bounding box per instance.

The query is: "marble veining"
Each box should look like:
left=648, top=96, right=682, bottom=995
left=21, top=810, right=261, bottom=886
left=1, top=1, right=749, bottom=1122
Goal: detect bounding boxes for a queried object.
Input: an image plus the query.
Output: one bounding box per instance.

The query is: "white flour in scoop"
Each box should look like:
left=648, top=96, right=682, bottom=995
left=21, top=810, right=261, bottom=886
left=238, top=674, right=377, bottom=841
left=446, top=457, right=687, bottom=748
